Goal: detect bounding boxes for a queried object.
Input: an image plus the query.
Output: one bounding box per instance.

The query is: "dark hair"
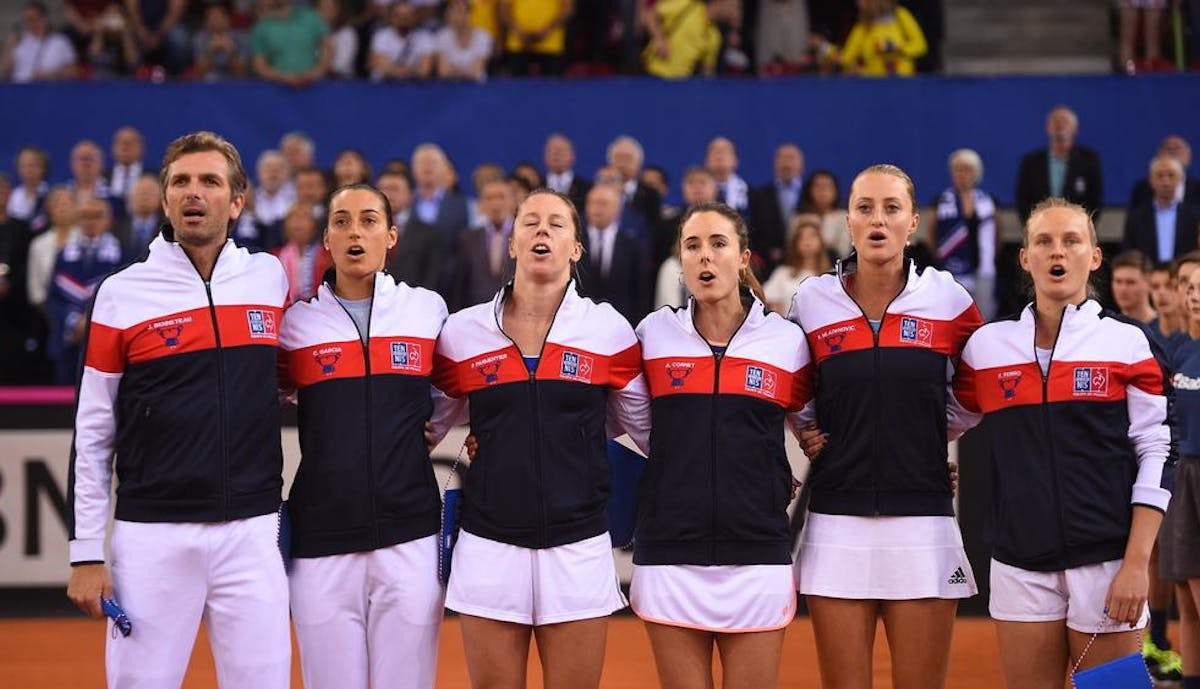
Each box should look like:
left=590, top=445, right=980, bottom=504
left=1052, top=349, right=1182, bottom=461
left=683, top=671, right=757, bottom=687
left=1111, top=250, right=1152, bottom=275
left=643, top=164, right=669, bottom=186
left=676, top=202, right=766, bottom=303
left=327, top=183, right=395, bottom=233
left=508, top=173, right=534, bottom=196
left=1171, top=250, right=1200, bottom=280
left=160, top=130, right=248, bottom=198
left=785, top=215, right=832, bottom=274
left=799, top=169, right=841, bottom=213
left=511, top=161, right=544, bottom=189
left=334, top=148, right=373, bottom=185
left=376, top=169, right=413, bottom=189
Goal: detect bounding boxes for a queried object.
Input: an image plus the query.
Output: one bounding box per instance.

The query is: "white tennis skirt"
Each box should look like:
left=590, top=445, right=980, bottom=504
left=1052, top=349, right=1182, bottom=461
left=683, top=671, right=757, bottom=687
left=797, top=513, right=978, bottom=600
left=445, top=530, right=627, bottom=626
left=630, top=564, right=796, bottom=633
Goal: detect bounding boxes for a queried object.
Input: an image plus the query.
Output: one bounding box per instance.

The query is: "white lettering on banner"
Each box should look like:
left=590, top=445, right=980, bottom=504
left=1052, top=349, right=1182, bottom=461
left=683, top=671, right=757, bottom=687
left=0, top=426, right=831, bottom=588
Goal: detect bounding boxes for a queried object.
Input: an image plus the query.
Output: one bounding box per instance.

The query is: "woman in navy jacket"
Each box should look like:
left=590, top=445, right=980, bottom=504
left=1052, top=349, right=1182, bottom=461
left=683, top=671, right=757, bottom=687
left=280, top=184, right=449, bottom=689
left=956, top=198, right=1174, bottom=689
left=629, top=202, right=812, bottom=688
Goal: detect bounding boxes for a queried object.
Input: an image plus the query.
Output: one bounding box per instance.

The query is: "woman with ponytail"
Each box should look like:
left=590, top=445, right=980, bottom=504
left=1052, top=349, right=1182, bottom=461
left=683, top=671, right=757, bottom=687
left=788, top=165, right=983, bottom=689
left=628, top=202, right=814, bottom=688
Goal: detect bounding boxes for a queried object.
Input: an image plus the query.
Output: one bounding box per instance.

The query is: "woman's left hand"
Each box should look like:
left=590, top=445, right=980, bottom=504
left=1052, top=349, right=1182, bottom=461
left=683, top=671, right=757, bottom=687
left=1104, top=561, right=1149, bottom=628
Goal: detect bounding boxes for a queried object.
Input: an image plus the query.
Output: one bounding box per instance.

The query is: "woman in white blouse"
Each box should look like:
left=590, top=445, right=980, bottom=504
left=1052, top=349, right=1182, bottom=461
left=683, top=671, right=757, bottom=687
left=762, top=213, right=831, bottom=314
left=434, top=0, right=492, bottom=81
left=27, top=187, right=80, bottom=309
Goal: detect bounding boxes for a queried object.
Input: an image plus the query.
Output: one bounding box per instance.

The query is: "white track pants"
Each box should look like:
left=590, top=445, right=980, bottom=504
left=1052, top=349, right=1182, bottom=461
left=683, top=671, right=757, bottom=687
left=106, top=514, right=291, bottom=689
left=289, top=535, right=445, bottom=689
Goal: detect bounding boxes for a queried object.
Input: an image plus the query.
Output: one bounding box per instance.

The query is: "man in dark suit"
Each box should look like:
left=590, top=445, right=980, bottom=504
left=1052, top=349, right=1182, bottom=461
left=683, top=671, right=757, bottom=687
left=749, top=143, right=804, bottom=274
left=576, top=184, right=649, bottom=325
left=379, top=171, right=443, bottom=293
left=1123, top=155, right=1200, bottom=263
left=454, top=180, right=515, bottom=310
left=606, top=136, right=667, bottom=262
left=113, top=174, right=162, bottom=256
left=1128, top=135, right=1200, bottom=209
left=106, top=126, right=152, bottom=205
left=544, top=133, right=592, bottom=212
left=412, top=143, right=470, bottom=296
left=1015, top=105, right=1104, bottom=224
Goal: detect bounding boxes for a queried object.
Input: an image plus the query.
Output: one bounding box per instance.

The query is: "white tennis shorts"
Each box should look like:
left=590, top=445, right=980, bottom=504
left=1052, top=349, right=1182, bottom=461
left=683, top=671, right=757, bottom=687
left=797, top=513, right=978, bottom=600
left=630, top=564, right=795, bottom=632
left=445, top=530, right=627, bottom=626
left=989, top=558, right=1150, bottom=633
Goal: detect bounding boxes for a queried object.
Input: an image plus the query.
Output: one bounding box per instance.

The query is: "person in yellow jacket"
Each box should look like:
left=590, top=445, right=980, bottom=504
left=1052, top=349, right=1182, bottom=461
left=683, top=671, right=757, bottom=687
left=500, top=0, right=573, bottom=75
left=839, top=0, right=927, bottom=77
left=642, top=0, right=740, bottom=79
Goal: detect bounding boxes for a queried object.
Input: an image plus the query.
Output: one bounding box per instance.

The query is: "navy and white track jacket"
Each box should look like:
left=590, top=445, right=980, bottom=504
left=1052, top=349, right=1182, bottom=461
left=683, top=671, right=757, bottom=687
left=634, top=293, right=812, bottom=566
left=280, top=275, right=448, bottom=558
left=955, top=300, right=1175, bottom=571
left=431, top=282, right=648, bottom=549
left=69, top=229, right=289, bottom=564
left=788, top=257, right=982, bottom=517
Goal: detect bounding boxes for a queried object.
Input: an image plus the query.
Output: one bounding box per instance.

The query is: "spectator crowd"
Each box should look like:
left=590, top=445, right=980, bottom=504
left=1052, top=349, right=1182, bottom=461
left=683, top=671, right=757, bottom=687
left=1, top=105, right=1197, bottom=386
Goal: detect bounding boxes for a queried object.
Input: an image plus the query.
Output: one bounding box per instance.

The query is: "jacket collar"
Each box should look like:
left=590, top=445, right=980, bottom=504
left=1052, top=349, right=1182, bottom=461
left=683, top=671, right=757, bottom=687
left=148, top=223, right=237, bottom=278
left=679, top=286, right=766, bottom=338
left=1019, top=298, right=1101, bottom=329
left=834, top=251, right=920, bottom=296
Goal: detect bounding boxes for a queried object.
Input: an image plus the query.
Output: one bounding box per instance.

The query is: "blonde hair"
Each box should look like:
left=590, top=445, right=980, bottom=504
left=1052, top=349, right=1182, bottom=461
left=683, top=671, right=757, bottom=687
left=1022, top=197, right=1097, bottom=248
left=850, top=163, right=917, bottom=211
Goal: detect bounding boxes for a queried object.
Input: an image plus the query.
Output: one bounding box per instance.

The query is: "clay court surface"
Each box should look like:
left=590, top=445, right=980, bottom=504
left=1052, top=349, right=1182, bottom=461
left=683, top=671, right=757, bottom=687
left=1, top=615, right=1028, bottom=688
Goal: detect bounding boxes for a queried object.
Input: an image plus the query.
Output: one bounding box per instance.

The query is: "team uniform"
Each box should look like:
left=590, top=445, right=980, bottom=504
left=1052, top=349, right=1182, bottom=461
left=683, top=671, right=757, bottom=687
left=955, top=300, right=1175, bottom=632
left=431, top=282, right=647, bottom=625
left=629, top=292, right=812, bottom=632
left=68, top=229, right=291, bottom=688
left=279, top=274, right=448, bottom=689
left=788, top=257, right=982, bottom=600
left=1159, top=336, right=1200, bottom=582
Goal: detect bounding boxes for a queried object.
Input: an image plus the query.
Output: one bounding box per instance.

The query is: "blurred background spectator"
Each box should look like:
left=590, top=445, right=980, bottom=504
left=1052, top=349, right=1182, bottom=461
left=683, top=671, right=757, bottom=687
left=252, top=0, right=330, bottom=86
left=836, top=0, right=926, bottom=76
left=191, top=3, right=248, bottom=80
left=762, top=213, right=829, bottom=314
left=926, top=148, right=997, bottom=319
left=1, top=1, right=78, bottom=82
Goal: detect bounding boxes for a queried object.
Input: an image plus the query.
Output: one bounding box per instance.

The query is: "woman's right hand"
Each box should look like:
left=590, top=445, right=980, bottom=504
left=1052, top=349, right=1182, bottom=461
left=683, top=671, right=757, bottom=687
left=799, top=423, right=827, bottom=459
left=464, top=434, right=478, bottom=461
left=653, top=37, right=670, bottom=60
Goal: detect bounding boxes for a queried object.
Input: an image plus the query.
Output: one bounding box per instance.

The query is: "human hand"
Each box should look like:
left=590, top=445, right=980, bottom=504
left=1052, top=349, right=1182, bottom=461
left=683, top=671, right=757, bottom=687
left=67, top=563, right=113, bottom=619
left=1104, top=561, right=1149, bottom=628
left=465, top=434, right=478, bottom=461
left=799, top=423, right=827, bottom=459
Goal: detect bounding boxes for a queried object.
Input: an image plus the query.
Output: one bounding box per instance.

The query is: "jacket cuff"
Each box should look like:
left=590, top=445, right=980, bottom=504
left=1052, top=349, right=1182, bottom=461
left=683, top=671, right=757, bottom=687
left=69, top=538, right=106, bottom=565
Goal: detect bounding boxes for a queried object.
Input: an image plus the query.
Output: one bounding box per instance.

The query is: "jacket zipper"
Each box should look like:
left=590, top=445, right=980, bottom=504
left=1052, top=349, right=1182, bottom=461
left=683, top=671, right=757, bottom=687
left=839, top=266, right=904, bottom=515
left=1037, top=304, right=1070, bottom=563
left=333, top=286, right=378, bottom=548
left=203, top=280, right=230, bottom=521
left=495, top=287, right=567, bottom=548
left=694, top=298, right=752, bottom=562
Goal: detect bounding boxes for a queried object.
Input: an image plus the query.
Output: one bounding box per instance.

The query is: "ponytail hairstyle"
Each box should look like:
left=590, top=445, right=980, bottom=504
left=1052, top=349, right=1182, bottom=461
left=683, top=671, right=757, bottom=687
left=677, top=201, right=767, bottom=305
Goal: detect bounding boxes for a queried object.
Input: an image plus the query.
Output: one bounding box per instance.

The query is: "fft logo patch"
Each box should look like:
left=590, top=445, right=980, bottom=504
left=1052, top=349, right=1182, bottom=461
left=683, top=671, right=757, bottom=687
left=745, top=366, right=777, bottom=397
left=899, top=317, right=933, bottom=347
left=246, top=309, right=277, bottom=339
left=390, top=342, right=422, bottom=371
left=1073, top=367, right=1109, bottom=396
left=560, top=351, right=594, bottom=383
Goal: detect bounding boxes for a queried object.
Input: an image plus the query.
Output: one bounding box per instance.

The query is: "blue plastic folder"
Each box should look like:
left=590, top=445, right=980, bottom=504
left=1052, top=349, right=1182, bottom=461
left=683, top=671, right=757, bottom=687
left=607, top=440, right=644, bottom=548
left=439, top=488, right=462, bottom=585
left=1071, top=652, right=1152, bottom=689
